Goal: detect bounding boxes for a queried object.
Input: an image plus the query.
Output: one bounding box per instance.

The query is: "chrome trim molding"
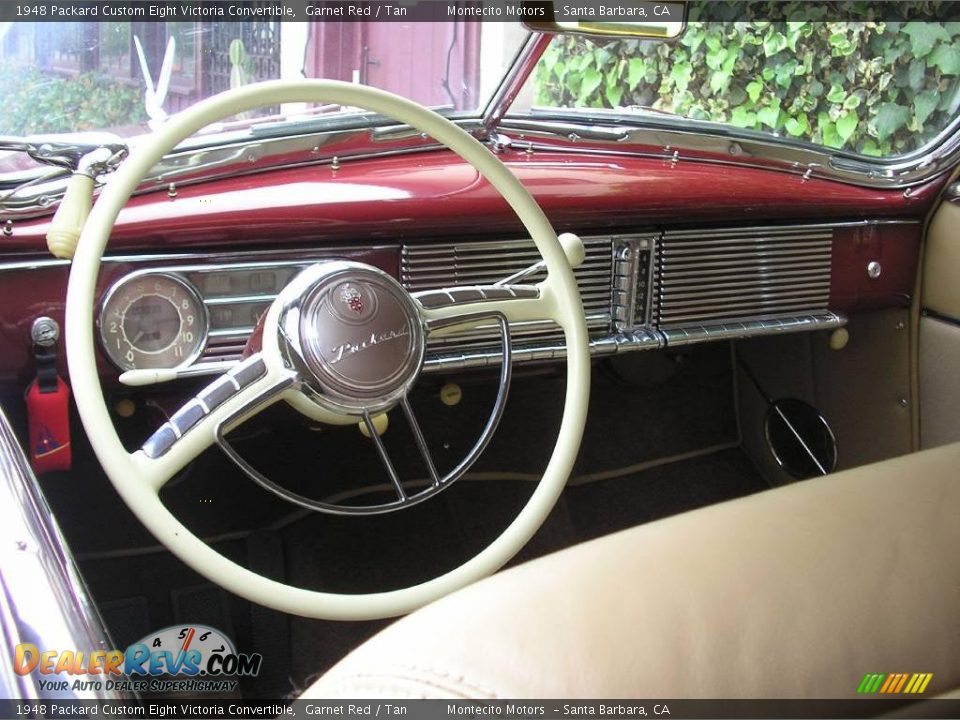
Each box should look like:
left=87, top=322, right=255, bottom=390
left=0, top=122, right=476, bottom=220
left=421, top=312, right=846, bottom=371
left=0, top=406, right=123, bottom=700
left=499, top=114, right=960, bottom=189
left=660, top=312, right=846, bottom=346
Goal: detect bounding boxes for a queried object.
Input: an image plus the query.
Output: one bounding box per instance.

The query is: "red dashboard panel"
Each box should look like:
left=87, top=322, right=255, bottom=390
left=830, top=223, right=922, bottom=312
left=0, top=147, right=939, bottom=389
left=2, top=147, right=945, bottom=253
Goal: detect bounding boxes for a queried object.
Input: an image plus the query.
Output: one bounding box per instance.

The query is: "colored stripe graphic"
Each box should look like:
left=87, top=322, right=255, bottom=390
left=894, top=674, right=909, bottom=693
left=857, top=673, right=885, bottom=693
left=903, top=673, right=934, bottom=694
left=879, top=674, right=895, bottom=693
left=858, top=673, right=933, bottom=694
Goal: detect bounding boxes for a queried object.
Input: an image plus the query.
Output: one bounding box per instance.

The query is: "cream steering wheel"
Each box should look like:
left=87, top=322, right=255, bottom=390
left=66, top=80, right=590, bottom=620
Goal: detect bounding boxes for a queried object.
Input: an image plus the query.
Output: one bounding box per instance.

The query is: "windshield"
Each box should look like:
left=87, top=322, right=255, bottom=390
left=0, top=21, right=526, bottom=140
left=522, top=20, right=960, bottom=159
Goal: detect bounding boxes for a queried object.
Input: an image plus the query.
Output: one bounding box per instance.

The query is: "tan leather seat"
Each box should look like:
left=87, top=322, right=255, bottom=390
left=305, top=443, right=960, bottom=699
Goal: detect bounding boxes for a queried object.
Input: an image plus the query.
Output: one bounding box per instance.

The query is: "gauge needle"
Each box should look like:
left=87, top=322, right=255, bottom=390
left=174, top=626, right=195, bottom=674
left=131, top=331, right=144, bottom=345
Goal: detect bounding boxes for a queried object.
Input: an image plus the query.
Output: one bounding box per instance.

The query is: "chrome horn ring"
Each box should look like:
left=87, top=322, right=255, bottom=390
left=211, top=261, right=515, bottom=516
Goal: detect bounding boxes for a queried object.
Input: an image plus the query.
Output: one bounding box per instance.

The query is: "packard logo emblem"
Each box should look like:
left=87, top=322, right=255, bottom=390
left=339, top=284, right=364, bottom=314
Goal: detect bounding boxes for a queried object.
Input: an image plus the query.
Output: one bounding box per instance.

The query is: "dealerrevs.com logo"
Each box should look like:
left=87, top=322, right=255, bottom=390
left=13, top=624, right=262, bottom=694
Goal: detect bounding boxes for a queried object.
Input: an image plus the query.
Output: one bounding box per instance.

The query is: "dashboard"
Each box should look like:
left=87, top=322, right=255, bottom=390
left=0, top=148, right=933, bottom=388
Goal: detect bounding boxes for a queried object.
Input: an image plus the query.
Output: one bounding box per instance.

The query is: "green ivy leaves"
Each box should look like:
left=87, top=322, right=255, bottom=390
left=0, top=62, right=146, bottom=135
left=532, top=13, right=960, bottom=158
left=874, top=103, right=912, bottom=141
left=902, top=22, right=950, bottom=59
left=929, top=43, right=960, bottom=75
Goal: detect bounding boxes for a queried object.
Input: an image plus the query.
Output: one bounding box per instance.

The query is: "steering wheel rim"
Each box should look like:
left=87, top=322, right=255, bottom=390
left=66, top=80, right=591, bottom=620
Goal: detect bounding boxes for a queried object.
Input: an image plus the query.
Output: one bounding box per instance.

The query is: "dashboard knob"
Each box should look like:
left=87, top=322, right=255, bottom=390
left=558, top=232, right=586, bottom=269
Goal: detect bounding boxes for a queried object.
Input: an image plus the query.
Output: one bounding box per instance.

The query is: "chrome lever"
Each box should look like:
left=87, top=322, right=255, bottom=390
left=0, top=135, right=127, bottom=173
left=493, top=232, right=585, bottom=286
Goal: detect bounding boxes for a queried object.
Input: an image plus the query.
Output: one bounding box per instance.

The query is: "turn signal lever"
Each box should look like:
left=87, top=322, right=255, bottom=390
left=494, top=232, right=584, bottom=285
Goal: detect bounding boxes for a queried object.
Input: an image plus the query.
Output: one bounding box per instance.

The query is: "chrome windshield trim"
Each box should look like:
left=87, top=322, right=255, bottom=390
left=480, top=31, right=551, bottom=137
left=0, top=119, right=483, bottom=220
left=499, top=117, right=959, bottom=189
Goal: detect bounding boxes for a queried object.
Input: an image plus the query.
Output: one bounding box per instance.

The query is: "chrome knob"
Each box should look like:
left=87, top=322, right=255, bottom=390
left=31, top=317, right=60, bottom=347
left=866, top=261, right=882, bottom=280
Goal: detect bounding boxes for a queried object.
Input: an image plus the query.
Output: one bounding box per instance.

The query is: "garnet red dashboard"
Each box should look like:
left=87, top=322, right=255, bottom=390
left=0, top=147, right=940, bottom=388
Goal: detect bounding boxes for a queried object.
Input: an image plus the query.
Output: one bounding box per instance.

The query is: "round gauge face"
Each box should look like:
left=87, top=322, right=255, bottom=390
left=100, top=273, right=207, bottom=371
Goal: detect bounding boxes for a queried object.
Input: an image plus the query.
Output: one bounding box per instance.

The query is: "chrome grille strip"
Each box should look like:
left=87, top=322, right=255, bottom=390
left=401, top=236, right=615, bottom=347
left=656, top=226, right=833, bottom=329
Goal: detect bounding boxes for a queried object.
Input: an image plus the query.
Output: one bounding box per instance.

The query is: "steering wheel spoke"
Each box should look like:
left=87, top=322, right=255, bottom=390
left=134, top=353, right=296, bottom=491
left=415, top=283, right=551, bottom=337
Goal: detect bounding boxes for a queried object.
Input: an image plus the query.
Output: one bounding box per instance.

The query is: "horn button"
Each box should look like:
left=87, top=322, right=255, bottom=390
left=291, top=266, right=425, bottom=413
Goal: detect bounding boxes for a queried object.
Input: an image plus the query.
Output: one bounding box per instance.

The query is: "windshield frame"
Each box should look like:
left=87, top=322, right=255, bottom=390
left=499, top=30, right=960, bottom=190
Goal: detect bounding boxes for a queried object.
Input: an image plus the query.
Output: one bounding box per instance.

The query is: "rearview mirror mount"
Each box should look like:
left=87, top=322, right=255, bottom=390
left=522, top=1, right=687, bottom=40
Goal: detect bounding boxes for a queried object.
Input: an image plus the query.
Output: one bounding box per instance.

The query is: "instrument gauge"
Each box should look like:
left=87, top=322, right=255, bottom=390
left=99, top=273, right=208, bottom=371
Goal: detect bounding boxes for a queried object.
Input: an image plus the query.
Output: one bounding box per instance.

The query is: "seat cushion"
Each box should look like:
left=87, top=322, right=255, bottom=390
left=304, top=443, right=960, bottom=699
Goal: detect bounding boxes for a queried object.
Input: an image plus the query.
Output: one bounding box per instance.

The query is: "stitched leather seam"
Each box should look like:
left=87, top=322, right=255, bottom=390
left=340, top=664, right=499, bottom=699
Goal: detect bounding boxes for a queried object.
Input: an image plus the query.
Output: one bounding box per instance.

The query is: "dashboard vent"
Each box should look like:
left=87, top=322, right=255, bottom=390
left=655, top=226, right=832, bottom=328
left=401, top=237, right=614, bottom=347
left=200, top=335, right=248, bottom=364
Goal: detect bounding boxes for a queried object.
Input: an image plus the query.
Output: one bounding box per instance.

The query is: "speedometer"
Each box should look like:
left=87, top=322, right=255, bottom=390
left=99, top=273, right=208, bottom=371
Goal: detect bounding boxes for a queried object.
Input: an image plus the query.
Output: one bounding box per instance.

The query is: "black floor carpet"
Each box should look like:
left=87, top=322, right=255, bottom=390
left=26, top=342, right=768, bottom=697
left=75, top=447, right=766, bottom=697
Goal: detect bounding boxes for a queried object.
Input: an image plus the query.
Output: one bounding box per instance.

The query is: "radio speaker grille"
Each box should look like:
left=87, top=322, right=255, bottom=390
left=655, top=226, right=832, bottom=328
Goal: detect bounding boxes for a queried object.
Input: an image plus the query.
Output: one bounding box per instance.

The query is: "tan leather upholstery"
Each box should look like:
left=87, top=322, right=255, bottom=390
left=306, top=443, right=960, bottom=699
left=920, top=316, right=960, bottom=448
left=924, top=202, right=960, bottom=319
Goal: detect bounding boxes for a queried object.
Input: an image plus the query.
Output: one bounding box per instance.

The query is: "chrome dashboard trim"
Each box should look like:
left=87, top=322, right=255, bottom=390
left=655, top=225, right=835, bottom=327
left=0, top=122, right=475, bottom=220
left=3, top=85, right=955, bottom=220
left=0, top=243, right=400, bottom=272
left=421, top=312, right=846, bottom=371
left=0, top=219, right=918, bottom=274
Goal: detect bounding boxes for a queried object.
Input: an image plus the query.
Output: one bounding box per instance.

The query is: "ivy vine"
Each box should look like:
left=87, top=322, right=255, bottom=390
left=533, top=12, right=960, bottom=156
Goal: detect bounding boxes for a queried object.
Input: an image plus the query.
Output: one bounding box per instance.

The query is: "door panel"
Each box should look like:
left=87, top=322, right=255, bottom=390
left=920, top=316, right=960, bottom=448
left=920, top=199, right=960, bottom=448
